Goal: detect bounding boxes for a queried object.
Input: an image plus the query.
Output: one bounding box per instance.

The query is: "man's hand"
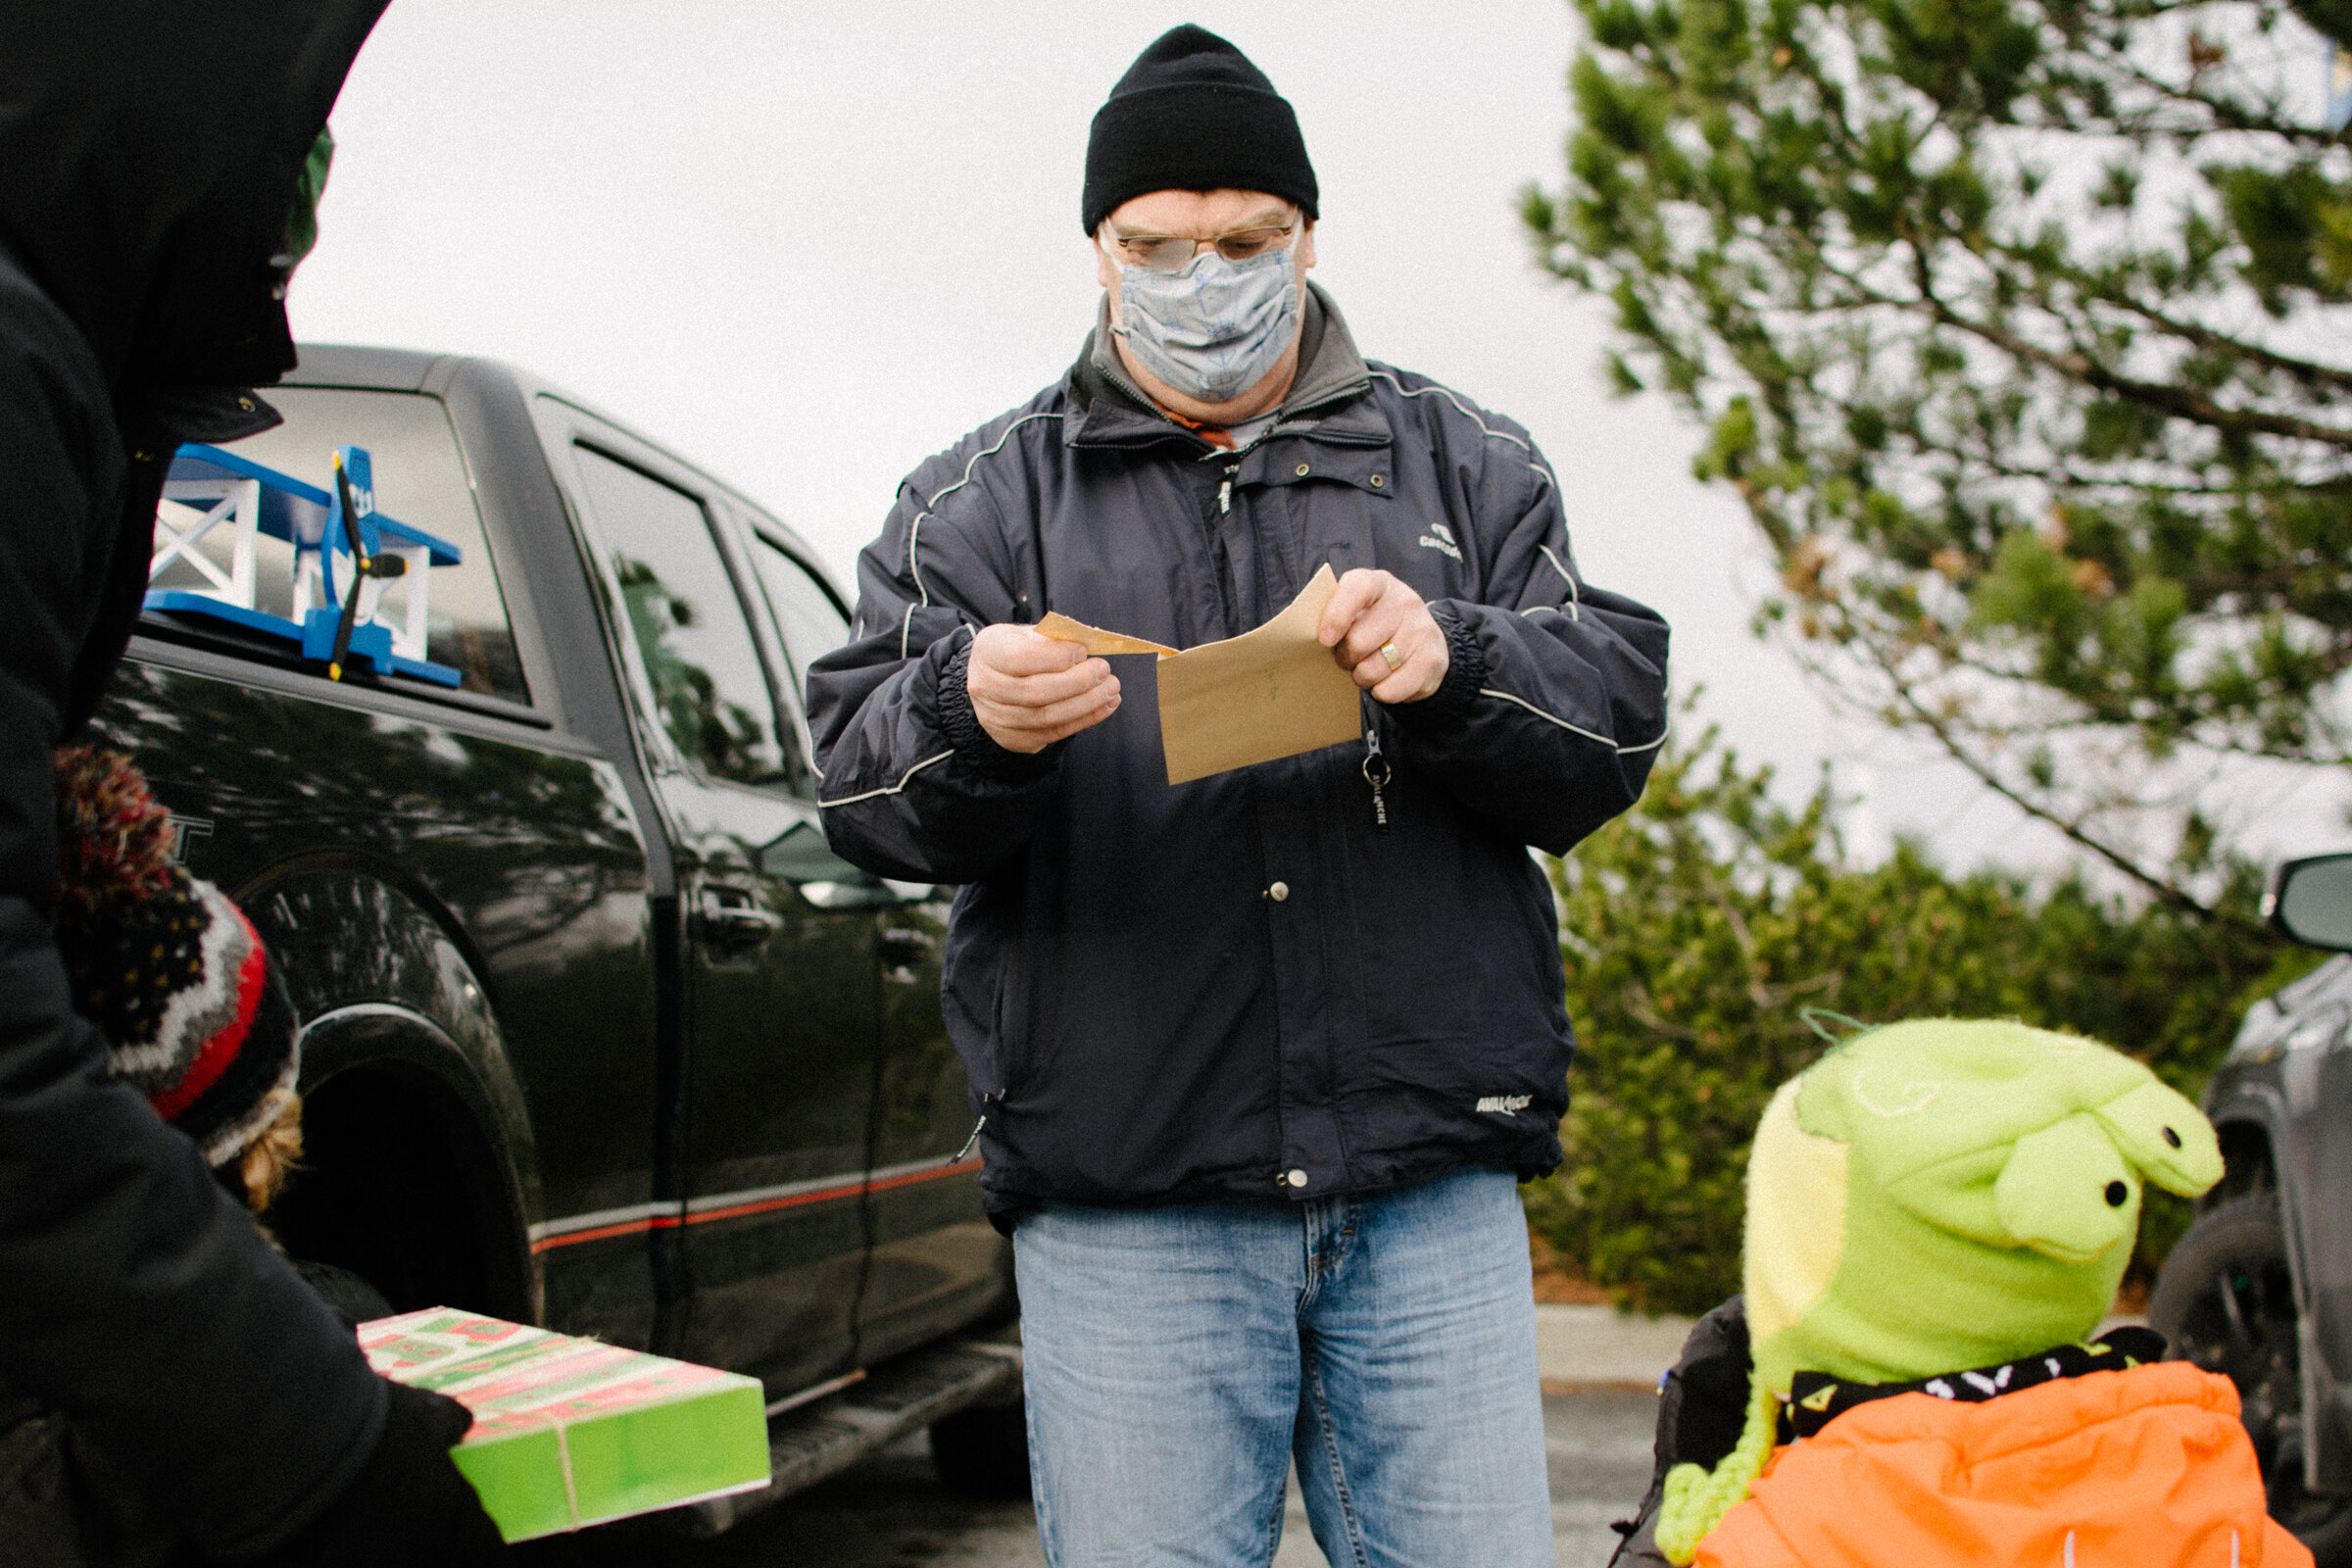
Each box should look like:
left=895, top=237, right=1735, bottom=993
left=1317, top=569, right=1448, bottom=703
left=968, top=624, right=1121, bottom=753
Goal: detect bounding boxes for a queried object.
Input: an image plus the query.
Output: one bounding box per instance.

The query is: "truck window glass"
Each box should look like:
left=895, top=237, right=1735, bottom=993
left=746, top=533, right=851, bottom=690
left=147, top=387, right=532, bottom=705
left=571, top=446, right=790, bottom=790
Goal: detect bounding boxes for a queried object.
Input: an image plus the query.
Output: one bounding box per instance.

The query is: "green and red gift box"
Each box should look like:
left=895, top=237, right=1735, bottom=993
left=359, top=1308, right=769, bottom=1542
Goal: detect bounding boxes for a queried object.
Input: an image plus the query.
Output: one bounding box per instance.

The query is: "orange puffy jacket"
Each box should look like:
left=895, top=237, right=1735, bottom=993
left=1696, top=1361, right=2312, bottom=1568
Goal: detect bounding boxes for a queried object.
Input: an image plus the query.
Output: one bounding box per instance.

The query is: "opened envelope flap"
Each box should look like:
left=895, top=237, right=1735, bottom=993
left=1033, top=612, right=1176, bottom=659
left=1156, top=564, right=1363, bottom=785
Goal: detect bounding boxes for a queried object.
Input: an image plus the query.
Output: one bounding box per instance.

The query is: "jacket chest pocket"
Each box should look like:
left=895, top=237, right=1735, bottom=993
left=1259, top=486, right=1473, bottom=611
left=984, top=946, right=1026, bottom=1098
left=1237, top=458, right=1404, bottom=604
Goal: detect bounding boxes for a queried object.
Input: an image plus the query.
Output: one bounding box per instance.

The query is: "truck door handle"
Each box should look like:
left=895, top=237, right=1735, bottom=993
left=874, top=926, right=936, bottom=968
left=699, top=889, right=780, bottom=954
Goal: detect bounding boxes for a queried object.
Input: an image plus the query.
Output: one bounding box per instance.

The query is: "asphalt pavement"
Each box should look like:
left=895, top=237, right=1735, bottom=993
left=518, top=1389, right=1658, bottom=1568
left=516, top=1305, right=1687, bottom=1567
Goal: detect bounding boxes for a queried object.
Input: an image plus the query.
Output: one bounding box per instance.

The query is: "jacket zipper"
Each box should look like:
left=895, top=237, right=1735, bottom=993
left=952, top=1114, right=986, bottom=1164
left=955, top=1088, right=1004, bottom=1164
left=1206, top=464, right=1243, bottom=635
left=1361, top=703, right=1393, bottom=834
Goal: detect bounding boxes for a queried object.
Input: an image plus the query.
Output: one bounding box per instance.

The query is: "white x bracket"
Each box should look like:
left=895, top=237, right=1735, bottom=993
left=151, top=477, right=262, bottom=609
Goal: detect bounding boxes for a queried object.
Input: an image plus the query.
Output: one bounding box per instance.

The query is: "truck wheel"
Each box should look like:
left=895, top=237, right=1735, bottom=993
left=291, top=1257, right=396, bottom=1330
left=2151, top=1197, right=2352, bottom=1563
left=928, top=1398, right=1030, bottom=1498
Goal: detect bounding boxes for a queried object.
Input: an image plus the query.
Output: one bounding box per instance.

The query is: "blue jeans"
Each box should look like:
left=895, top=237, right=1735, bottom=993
left=1012, top=1167, right=1552, bottom=1568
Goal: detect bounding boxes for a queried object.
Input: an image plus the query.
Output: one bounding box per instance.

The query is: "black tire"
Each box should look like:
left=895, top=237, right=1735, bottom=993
left=2150, top=1196, right=2352, bottom=1564
left=927, top=1397, right=1030, bottom=1498
left=292, top=1257, right=397, bottom=1330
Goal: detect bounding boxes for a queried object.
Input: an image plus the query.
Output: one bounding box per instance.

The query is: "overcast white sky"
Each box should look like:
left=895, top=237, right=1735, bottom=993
left=286, top=0, right=2346, bottom=878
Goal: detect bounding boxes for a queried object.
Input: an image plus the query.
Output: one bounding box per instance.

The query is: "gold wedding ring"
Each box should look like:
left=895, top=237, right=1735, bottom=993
left=1379, top=642, right=1404, bottom=671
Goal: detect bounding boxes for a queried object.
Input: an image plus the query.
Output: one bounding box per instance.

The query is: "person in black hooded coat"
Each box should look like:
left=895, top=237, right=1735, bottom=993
left=0, top=7, right=504, bottom=1562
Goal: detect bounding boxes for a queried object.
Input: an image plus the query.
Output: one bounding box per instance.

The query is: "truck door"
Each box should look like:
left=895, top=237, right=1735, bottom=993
left=550, top=414, right=877, bottom=1397
left=737, top=524, right=1005, bottom=1361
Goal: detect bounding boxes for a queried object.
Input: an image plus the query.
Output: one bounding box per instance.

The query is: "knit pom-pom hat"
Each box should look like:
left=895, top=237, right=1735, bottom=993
left=51, top=748, right=298, bottom=1170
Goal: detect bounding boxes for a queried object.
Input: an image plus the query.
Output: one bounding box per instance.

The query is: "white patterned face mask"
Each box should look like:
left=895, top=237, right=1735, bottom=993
left=1105, top=229, right=1301, bottom=405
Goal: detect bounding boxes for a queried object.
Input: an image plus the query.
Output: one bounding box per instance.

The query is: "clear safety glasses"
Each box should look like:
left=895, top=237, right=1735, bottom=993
left=1098, top=220, right=1299, bottom=273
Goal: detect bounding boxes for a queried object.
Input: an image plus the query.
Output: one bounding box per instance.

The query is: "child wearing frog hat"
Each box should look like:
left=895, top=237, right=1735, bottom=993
left=1608, top=1017, right=2311, bottom=1568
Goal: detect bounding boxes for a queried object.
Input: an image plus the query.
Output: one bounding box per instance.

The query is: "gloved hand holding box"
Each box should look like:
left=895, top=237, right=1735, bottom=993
left=358, top=1307, right=770, bottom=1542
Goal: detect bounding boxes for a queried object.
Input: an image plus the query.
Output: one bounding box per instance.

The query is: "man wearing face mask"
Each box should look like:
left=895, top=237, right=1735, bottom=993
left=809, top=24, right=1670, bottom=1567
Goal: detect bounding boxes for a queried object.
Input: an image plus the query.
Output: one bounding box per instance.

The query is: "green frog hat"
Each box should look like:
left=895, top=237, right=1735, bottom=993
left=1653, top=1018, right=2225, bottom=1563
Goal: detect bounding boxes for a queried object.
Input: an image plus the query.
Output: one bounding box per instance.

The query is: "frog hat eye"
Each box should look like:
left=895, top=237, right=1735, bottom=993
left=1992, top=1112, right=2138, bottom=1264
left=2092, top=1081, right=2222, bottom=1199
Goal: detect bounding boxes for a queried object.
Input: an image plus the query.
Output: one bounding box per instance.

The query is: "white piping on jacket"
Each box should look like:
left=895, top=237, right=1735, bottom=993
left=818, top=749, right=955, bottom=808
left=902, top=411, right=1060, bottom=658
left=1538, top=544, right=1581, bottom=620
left=1369, top=367, right=1582, bottom=626
left=1478, top=688, right=1669, bottom=757
left=1368, top=368, right=1558, bottom=491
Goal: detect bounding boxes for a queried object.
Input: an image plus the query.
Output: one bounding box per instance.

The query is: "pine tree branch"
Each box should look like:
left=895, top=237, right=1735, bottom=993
left=2083, top=284, right=2352, bottom=395
left=2094, top=53, right=2349, bottom=147
left=1872, top=655, right=2224, bottom=920
left=1811, top=589, right=2352, bottom=767
left=1946, top=442, right=2270, bottom=495
left=1859, top=246, right=2352, bottom=450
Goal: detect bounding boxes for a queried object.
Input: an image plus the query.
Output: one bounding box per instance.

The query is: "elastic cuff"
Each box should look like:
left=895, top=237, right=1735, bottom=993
left=939, top=639, right=1060, bottom=782
left=1410, top=604, right=1488, bottom=719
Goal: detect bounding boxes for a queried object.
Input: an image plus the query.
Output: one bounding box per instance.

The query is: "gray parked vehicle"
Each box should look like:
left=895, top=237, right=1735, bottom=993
left=2152, top=854, right=2352, bottom=1562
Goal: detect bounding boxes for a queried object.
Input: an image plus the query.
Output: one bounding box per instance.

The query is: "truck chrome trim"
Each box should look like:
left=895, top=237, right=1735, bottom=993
left=528, top=1152, right=986, bottom=1252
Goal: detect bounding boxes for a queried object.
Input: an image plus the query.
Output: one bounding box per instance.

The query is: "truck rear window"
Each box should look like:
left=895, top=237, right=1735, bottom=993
left=144, top=387, right=531, bottom=706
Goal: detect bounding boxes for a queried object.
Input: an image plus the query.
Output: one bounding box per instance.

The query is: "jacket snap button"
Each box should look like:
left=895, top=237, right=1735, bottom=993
left=1267, top=881, right=1290, bottom=902
left=1287, top=1168, right=1309, bottom=1188
left=1294, top=463, right=1310, bottom=477
left=1369, top=474, right=1385, bottom=487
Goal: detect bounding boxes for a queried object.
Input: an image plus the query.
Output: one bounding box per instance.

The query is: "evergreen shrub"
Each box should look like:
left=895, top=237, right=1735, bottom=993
left=1530, top=726, right=2320, bottom=1316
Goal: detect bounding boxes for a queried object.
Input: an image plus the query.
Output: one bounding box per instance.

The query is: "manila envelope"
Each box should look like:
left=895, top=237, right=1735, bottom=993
left=1037, top=564, right=1363, bottom=785
left=1031, top=613, right=1176, bottom=658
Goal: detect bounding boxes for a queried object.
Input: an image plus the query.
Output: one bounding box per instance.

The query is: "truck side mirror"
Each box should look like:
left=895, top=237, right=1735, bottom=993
left=2267, top=853, right=2352, bottom=952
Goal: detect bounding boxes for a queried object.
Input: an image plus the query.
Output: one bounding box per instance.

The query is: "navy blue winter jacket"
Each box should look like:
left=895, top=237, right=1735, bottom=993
left=808, top=287, right=1670, bottom=1218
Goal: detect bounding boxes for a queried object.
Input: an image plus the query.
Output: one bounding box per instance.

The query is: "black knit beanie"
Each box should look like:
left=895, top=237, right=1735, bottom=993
left=1081, top=25, right=1318, bottom=235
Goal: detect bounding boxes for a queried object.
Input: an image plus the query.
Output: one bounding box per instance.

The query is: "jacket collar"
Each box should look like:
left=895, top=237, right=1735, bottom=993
left=1066, top=280, right=1383, bottom=451
left=1779, top=1325, right=2171, bottom=1445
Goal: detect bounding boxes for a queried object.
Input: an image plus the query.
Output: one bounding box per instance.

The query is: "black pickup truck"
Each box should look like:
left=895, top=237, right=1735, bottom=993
left=101, top=344, right=1021, bottom=1528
